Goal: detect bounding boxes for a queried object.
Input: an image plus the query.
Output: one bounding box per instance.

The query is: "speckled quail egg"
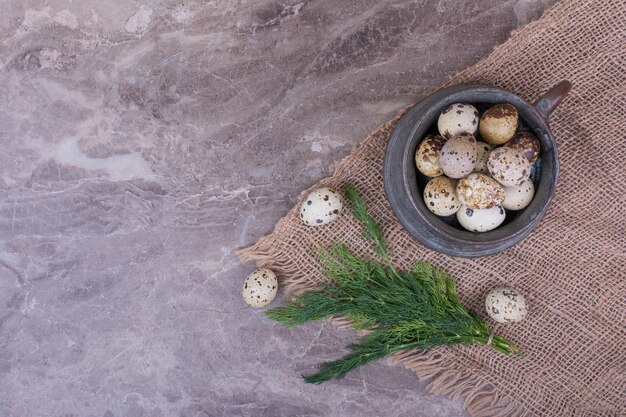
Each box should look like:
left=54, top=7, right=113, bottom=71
left=456, top=173, right=505, bottom=209
left=438, top=133, right=478, bottom=179
left=473, top=141, right=492, bottom=173
left=487, top=147, right=531, bottom=187
left=423, top=176, right=461, bottom=216
left=502, top=178, right=535, bottom=210
left=506, top=131, right=541, bottom=164
left=242, top=268, right=278, bottom=307
left=300, top=188, right=342, bottom=226
left=415, top=134, right=446, bottom=177
left=485, top=287, right=528, bottom=323
left=479, top=104, right=519, bottom=145
left=437, top=103, right=479, bottom=139
left=456, top=205, right=506, bottom=232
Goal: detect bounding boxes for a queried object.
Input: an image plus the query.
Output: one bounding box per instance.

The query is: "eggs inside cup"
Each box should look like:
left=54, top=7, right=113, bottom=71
left=417, top=102, right=542, bottom=233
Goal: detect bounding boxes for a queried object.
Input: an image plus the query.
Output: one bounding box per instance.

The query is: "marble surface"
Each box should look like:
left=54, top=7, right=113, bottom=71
left=0, top=1, right=556, bottom=416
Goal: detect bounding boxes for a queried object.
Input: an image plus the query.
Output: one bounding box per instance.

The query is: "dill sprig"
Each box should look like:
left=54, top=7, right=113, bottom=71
left=266, top=184, right=521, bottom=384
left=344, top=185, right=389, bottom=261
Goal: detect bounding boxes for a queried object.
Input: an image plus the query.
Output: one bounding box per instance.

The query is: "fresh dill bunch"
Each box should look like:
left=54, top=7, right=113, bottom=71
left=266, top=184, right=521, bottom=384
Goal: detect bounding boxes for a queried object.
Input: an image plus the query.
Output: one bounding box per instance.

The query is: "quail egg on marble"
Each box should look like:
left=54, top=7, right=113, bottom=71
left=415, top=134, right=446, bottom=177
left=502, top=178, right=535, bottom=210
left=473, top=141, right=492, bottom=174
left=488, top=147, right=531, bottom=187
left=479, top=104, right=519, bottom=145
left=506, top=131, right=541, bottom=164
left=242, top=268, right=278, bottom=307
left=438, top=133, right=478, bottom=179
left=423, top=176, right=461, bottom=216
left=437, top=103, right=479, bottom=139
left=456, top=173, right=505, bottom=209
left=300, top=188, right=343, bottom=226
left=485, top=287, right=528, bottom=323
left=456, top=205, right=506, bottom=232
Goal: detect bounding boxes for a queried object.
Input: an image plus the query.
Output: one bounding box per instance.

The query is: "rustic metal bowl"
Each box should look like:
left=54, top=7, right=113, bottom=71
left=383, top=81, right=571, bottom=257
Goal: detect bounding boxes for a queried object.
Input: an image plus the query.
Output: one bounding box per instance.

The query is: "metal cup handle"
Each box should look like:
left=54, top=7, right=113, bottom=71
left=533, top=80, right=572, bottom=122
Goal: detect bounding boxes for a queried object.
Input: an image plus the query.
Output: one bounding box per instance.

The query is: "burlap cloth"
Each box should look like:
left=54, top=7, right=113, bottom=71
left=238, top=1, right=626, bottom=415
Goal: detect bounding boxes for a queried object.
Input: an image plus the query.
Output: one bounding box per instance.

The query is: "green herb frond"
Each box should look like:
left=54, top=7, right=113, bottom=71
left=266, top=184, right=522, bottom=384
left=344, top=184, right=389, bottom=260
left=346, top=311, right=377, bottom=330
left=303, top=343, right=388, bottom=384
left=265, top=291, right=348, bottom=327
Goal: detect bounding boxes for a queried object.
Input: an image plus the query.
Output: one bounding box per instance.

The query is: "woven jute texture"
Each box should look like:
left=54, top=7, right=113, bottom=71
left=238, top=1, right=626, bottom=415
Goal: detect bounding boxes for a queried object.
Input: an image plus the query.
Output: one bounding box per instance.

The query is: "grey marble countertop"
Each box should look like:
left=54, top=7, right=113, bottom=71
left=0, top=1, right=555, bottom=416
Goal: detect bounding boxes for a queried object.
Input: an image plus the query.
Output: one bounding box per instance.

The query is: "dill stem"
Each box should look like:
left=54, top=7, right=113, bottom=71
left=382, top=252, right=400, bottom=280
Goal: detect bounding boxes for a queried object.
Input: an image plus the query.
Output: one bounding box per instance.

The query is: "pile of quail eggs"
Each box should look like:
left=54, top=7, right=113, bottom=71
left=416, top=103, right=540, bottom=232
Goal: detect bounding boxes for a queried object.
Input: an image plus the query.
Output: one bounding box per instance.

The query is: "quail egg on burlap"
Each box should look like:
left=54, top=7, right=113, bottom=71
left=473, top=141, right=492, bottom=174
left=437, top=103, right=479, bottom=139
left=242, top=268, right=278, bottom=307
left=423, top=176, right=461, bottom=216
left=502, top=178, right=535, bottom=210
left=456, top=173, right=505, bottom=209
left=479, top=104, right=519, bottom=145
left=300, top=188, right=342, bottom=226
left=438, top=133, right=478, bottom=179
left=415, top=134, right=446, bottom=177
left=456, top=205, right=506, bottom=232
left=485, top=287, right=528, bottom=323
left=488, top=147, right=531, bottom=187
left=506, top=131, right=541, bottom=164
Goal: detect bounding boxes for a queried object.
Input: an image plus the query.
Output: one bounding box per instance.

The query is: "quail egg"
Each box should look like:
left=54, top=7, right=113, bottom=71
left=415, top=134, right=446, bottom=177
left=456, top=205, right=506, bottom=232
left=300, top=188, right=343, bottom=226
left=488, top=147, right=531, bottom=187
left=506, top=131, right=541, bottom=164
left=473, top=141, right=492, bottom=173
left=242, top=268, right=278, bottom=307
left=485, top=287, right=528, bottom=323
left=479, top=104, right=519, bottom=145
left=437, top=103, right=479, bottom=139
left=456, top=173, right=505, bottom=209
left=438, top=133, right=478, bottom=179
left=502, top=178, right=535, bottom=210
left=423, top=176, right=461, bottom=216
